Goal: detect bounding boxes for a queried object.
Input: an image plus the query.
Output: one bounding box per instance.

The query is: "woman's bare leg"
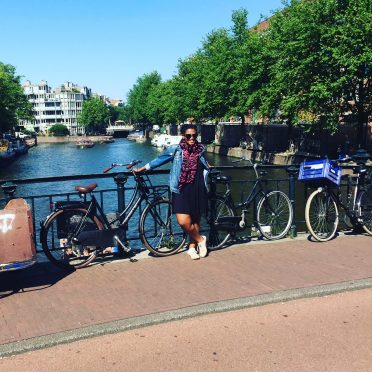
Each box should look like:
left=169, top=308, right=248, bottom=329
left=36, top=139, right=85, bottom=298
left=189, top=217, right=201, bottom=249
left=176, top=214, right=203, bottom=245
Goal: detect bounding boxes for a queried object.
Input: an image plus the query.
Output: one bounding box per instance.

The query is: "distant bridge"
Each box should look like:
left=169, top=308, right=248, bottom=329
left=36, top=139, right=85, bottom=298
left=106, top=121, right=134, bottom=138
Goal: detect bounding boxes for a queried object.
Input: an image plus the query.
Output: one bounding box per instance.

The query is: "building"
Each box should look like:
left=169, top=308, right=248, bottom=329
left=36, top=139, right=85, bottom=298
left=110, top=99, right=123, bottom=107
left=19, top=81, right=92, bottom=135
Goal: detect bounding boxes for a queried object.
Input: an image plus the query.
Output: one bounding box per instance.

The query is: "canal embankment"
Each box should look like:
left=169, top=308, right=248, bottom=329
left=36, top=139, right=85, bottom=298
left=35, top=135, right=114, bottom=144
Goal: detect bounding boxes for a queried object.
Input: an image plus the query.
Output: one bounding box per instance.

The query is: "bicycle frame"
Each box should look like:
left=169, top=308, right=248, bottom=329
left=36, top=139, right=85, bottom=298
left=319, top=167, right=368, bottom=225
left=218, top=172, right=270, bottom=215
left=60, top=172, right=166, bottom=250
left=211, top=165, right=275, bottom=230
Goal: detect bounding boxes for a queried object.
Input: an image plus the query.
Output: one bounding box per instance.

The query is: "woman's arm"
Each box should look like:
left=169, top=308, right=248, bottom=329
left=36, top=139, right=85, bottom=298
left=134, top=145, right=178, bottom=173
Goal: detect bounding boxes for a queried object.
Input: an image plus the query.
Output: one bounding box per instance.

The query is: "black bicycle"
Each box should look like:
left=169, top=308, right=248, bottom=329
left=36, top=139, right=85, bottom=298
left=201, top=159, right=293, bottom=249
left=304, top=156, right=372, bottom=241
left=40, top=160, right=186, bottom=269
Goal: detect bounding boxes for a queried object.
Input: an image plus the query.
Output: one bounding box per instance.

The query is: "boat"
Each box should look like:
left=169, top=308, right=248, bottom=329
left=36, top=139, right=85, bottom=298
left=163, top=135, right=182, bottom=149
left=151, top=134, right=170, bottom=148
left=0, top=140, right=17, bottom=167
left=127, top=133, right=147, bottom=143
left=96, top=136, right=115, bottom=144
left=11, top=139, right=29, bottom=155
left=76, top=139, right=95, bottom=148
left=135, top=135, right=147, bottom=143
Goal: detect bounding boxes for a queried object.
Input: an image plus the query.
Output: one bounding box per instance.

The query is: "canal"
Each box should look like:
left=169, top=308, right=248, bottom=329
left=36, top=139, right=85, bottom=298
left=0, top=139, right=296, bottom=209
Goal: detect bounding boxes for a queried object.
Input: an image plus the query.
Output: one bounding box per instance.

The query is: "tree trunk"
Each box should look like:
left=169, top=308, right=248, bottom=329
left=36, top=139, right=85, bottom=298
left=240, top=114, right=246, bottom=142
left=357, top=109, right=367, bottom=149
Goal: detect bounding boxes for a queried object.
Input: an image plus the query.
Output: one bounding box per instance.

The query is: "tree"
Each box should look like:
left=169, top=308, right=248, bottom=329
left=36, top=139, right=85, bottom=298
left=48, top=124, right=69, bottom=136
left=257, top=0, right=372, bottom=145
left=0, top=62, right=33, bottom=134
left=108, top=104, right=131, bottom=124
left=126, top=71, right=162, bottom=126
left=77, top=97, right=110, bottom=133
left=146, top=78, right=188, bottom=126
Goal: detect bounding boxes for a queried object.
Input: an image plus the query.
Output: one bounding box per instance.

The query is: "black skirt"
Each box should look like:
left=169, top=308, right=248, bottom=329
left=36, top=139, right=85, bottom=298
left=172, top=161, right=207, bottom=218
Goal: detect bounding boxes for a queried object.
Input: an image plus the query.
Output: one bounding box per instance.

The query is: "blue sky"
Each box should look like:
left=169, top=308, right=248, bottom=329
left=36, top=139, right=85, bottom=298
left=1, top=0, right=284, bottom=101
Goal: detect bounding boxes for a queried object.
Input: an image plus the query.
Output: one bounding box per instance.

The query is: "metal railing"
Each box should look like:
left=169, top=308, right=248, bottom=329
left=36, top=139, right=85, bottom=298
left=1, top=164, right=370, bottom=256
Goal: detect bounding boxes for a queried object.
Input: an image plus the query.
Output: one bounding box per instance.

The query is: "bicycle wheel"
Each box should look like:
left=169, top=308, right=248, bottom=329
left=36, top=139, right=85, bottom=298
left=200, top=196, right=235, bottom=250
left=357, top=189, right=372, bottom=235
left=41, top=208, right=103, bottom=269
left=305, top=188, right=338, bottom=242
left=140, top=198, right=186, bottom=256
left=256, top=190, right=293, bottom=240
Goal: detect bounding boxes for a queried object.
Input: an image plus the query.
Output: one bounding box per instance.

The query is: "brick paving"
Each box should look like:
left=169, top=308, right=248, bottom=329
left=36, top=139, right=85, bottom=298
left=0, top=234, right=371, bottom=346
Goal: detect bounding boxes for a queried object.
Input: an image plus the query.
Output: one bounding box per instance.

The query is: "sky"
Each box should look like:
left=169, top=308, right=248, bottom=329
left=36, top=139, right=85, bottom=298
left=1, top=0, right=284, bottom=101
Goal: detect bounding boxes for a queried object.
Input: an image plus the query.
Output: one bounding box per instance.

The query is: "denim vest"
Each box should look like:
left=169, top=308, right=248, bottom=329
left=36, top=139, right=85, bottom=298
left=145, top=144, right=210, bottom=194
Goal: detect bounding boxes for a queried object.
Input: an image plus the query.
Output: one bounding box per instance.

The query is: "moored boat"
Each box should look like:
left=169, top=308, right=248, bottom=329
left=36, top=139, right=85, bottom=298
left=11, top=139, right=29, bottom=155
left=76, top=139, right=95, bottom=148
left=0, top=140, right=17, bottom=167
left=127, top=133, right=147, bottom=143
left=163, top=135, right=182, bottom=149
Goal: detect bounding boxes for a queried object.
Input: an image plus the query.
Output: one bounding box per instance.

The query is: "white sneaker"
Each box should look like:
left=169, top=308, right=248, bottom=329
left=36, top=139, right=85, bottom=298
left=197, top=236, right=208, bottom=258
left=187, top=248, right=200, bottom=260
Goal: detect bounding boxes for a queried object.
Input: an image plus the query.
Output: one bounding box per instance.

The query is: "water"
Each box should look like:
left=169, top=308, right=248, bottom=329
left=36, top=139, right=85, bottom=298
left=1, top=139, right=163, bottom=181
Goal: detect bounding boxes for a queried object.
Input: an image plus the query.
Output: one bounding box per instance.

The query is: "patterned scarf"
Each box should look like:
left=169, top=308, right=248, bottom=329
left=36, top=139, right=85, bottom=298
left=178, top=138, right=203, bottom=190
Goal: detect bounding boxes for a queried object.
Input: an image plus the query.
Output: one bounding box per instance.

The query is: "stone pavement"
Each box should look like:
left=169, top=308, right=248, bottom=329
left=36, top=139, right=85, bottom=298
left=0, top=233, right=371, bottom=356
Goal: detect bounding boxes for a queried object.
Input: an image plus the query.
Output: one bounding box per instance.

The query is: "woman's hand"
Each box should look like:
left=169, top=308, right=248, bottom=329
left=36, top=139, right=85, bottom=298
left=133, top=166, right=146, bottom=173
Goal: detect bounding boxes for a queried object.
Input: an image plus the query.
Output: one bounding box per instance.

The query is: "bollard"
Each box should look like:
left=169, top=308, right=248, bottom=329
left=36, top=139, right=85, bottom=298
left=114, top=173, right=128, bottom=241
left=114, top=173, right=128, bottom=236
left=286, top=166, right=298, bottom=238
left=1, top=182, right=17, bottom=199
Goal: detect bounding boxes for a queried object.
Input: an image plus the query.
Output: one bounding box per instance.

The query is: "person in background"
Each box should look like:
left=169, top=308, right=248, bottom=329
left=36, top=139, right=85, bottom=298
left=134, top=124, right=210, bottom=260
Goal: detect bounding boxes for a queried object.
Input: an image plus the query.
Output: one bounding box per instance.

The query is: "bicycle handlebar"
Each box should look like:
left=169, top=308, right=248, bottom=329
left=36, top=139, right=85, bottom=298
left=230, top=157, right=259, bottom=177
left=102, top=160, right=142, bottom=173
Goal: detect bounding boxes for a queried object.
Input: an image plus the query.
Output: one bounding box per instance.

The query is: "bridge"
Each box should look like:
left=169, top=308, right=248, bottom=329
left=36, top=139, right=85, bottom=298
left=106, top=121, right=134, bottom=138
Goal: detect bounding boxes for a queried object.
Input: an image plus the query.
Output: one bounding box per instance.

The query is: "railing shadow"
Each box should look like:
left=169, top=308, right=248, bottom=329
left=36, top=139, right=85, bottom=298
left=0, top=261, right=73, bottom=299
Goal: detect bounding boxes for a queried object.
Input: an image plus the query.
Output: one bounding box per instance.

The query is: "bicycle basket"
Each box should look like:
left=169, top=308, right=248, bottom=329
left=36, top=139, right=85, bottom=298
left=56, top=209, right=98, bottom=239
left=298, top=159, right=341, bottom=187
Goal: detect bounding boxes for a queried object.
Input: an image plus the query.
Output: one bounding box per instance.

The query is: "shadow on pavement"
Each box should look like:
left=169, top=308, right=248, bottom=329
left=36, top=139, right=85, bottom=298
left=0, top=262, right=72, bottom=299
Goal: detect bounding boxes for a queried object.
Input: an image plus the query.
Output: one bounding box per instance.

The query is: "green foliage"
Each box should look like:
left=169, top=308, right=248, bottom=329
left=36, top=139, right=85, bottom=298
left=108, top=105, right=131, bottom=123
left=126, top=71, right=162, bottom=124
left=77, top=97, right=110, bottom=133
left=0, top=62, right=33, bottom=134
left=48, top=124, right=70, bottom=136
left=257, top=0, right=371, bottom=132
left=125, top=0, right=371, bottom=144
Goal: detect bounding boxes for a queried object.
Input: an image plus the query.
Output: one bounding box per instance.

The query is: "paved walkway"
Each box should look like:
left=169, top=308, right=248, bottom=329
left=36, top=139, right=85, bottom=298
left=0, top=233, right=371, bottom=356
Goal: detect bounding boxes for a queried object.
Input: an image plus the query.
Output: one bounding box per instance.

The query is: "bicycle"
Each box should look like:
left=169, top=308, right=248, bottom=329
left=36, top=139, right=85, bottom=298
left=303, top=155, right=372, bottom=242
left=40, top=160, right=186, bottom=269
left=201, top=159, right=293, bottom=250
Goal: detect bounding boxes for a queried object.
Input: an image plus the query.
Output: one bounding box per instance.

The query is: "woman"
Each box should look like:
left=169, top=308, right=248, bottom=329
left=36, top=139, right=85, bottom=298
left=134, top=124, right=210, bottom=260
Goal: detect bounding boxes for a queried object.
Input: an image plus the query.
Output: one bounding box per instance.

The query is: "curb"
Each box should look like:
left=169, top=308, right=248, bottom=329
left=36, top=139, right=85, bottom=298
left=1, top=277, right=372, bottom=358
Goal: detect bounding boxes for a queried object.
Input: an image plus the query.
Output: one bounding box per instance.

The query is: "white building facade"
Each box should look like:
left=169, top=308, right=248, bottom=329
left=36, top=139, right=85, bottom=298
left=19, top=80, right=92, bottom=135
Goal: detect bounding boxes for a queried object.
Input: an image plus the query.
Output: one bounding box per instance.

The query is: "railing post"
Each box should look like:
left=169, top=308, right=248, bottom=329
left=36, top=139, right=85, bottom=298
left=114, top=173, right=128, bottom=214
left=286, top=166, right=298, bottom=238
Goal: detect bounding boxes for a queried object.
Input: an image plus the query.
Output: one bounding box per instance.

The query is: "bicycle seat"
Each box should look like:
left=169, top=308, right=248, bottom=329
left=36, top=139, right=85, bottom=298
left=75, top=183, right=98, bottom=193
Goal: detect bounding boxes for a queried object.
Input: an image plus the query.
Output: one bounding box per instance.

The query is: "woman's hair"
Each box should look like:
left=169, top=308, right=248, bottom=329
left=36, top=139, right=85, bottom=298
left=180, top=124, right=198, bottom=134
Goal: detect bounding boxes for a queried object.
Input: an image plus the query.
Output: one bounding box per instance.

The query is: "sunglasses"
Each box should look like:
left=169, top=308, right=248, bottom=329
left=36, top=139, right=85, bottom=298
left=184, top=133, right=197, bottom=140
